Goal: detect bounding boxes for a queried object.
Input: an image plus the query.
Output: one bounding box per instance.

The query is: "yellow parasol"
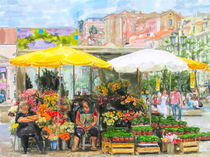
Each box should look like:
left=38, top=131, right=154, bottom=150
left=179, top=57, right=209, bottom=71
left=10, top=46, right=112, bottom=69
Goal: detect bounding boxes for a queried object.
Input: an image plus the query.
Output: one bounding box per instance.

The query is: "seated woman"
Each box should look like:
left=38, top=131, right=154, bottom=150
left=72, top=98, right=98, bottom=151
left=15, top=101, right=46, bottom=154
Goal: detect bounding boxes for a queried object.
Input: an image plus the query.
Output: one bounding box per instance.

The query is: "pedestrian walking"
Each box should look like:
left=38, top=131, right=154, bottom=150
left=170, top=87, right=182, bottom=120
left=157, top=89, right=169, bottom=118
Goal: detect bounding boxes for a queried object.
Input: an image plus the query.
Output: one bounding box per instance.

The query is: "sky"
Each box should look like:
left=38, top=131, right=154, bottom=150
left=0, top=0, right=209, bottom=28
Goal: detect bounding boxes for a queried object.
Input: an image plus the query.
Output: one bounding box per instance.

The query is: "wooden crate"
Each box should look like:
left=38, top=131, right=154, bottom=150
left=178, top=141, right=199, bottom=154
left=162, top=142, right=167, bottom=152
left=136, top=146, right=160, bottom=155
left=102, top=141, right=111, bottom=154
left=110, top=143, right=135, bottom=155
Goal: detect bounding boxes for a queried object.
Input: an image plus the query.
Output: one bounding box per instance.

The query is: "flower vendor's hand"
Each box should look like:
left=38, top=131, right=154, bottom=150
left=82, top=126, right=88, bottom=130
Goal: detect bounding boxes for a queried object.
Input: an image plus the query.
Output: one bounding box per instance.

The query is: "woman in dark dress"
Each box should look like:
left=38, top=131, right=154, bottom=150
left=15, top=101, right=46, bottom=154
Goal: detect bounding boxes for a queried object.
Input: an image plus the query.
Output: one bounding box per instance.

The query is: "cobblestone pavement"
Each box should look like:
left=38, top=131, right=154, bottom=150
left=0, top=109, right=210, bottom=157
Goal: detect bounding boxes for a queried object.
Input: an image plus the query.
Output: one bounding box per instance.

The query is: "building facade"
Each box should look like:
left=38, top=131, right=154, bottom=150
left=0, top=28, right=17, bottom=104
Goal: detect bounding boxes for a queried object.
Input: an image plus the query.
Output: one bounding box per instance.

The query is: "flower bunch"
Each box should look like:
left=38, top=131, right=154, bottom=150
left=162, top=133, right=180, bottom=144
left=121, top=96, right=136, bottom=105
left=59, top=132, right=70, bottom=141
left=17, top=88, right=43, bottom=113
left=108, top=82, right=121, bottom=92
left=95, top=83, right=108, bottom=96
left=9, top=122, right=19, bottom=135
left=8, top=106, right=18, bottom=117
left=102, top=111, right=119, bottom=126
left=121, top=111, right=137, bottom=123
left=60, top=121, right=74, bottom=134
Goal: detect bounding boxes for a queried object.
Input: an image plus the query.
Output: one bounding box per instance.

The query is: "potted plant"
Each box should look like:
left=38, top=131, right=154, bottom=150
left=183, top=121, right=187, bottom=127
left=119, top=133, right=125, bottom=142
left=137, top=135, right=145, bottom=144
left=200, top=132, right=207, bottom=140
left=137, top=127, right=142, bottom=135
left=195, top=127, right=200, bottom=133
left=151, top=135, right=160, bottom=144
left=147, top=136, right=152, bottom=144
left=132, top=127, right=137, bottom=135
left=177, top=127, right=184, bottom=135
left=148, top=126, right=153, bottom=135
left=129, top=133, right=134, bottom=142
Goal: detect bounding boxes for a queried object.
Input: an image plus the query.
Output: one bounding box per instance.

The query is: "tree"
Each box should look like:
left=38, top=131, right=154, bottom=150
left=78, top=20, right=84, bottom=33
left=89, top=25, right=98, bottom=35
left=26, top=73, right=33, bottom=90
left=38, top=69, right=59, bottom=92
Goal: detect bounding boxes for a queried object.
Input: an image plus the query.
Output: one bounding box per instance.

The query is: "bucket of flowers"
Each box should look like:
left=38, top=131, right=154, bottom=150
left=162, top=133, right=180, bottom=154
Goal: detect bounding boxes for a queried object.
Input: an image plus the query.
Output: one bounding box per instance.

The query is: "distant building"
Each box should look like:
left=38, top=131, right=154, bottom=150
left=0, top=28, right=17, bottom=104
left=82, top=18, right=105, bottom=46
left=104, top=10, right=181, bottom=47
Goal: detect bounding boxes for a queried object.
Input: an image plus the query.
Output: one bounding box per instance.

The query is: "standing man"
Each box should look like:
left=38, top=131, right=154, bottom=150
left=170, top=87, right=182, bottom=120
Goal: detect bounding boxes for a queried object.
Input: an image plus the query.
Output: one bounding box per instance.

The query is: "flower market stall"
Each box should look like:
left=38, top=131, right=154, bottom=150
left=9, top=46, right=112, bottom=151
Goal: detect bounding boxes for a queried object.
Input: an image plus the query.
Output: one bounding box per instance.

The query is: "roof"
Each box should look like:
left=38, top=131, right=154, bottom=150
left=196, top=21, right=206, bottom=24
left=184, top=26, right=191, bottom=29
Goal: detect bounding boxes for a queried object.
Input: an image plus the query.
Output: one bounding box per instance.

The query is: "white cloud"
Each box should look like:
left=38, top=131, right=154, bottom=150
left=154, top=0, right=177, bottom=12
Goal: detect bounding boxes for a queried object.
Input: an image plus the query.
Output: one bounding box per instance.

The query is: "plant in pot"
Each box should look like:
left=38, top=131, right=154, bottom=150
left=200, top=132, right=207, bottom=140
left=137, top=135, right=145, bottom=144
left=151, top=116, right=159, bottom=129
left=178, top=135, right=184, bottom=142
left=131, top=118, right=139, bottom=126
left=128, top=133, right=134, bottom=142
left=136, top=127, right=142, bottom=135
left=131, top=127, right=137, bottom=135
left=195, top=127, right=200, bottom=133
left=183, top=121, right=187, bottom=127
left=177, top=127, right=184, bottom=135
left=144, top=117, right=150, bottom=125
left=146, top=136, right=152, bottom=144
left=184, top=127, right=191, bottom=134
left=139, top=117, right=144, bottom=125
left=119, top=132, right=125, bottom=142
left=151, top=135, right=160, bottom=144
left=112, top=132, right=120, bottom=142
left=147, top=126, right=153, bottom=135
left=142, top=126, right=147, bottom=136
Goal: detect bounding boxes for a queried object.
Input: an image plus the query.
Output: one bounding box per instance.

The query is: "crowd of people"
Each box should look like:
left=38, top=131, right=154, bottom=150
left=148, top=87, right=203, bottom=120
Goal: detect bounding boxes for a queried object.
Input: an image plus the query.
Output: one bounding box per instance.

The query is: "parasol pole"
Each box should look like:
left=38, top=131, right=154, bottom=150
left=38, top=67, right=40, bottom=90
left=90, top=66, right=93, bottom=95
left=137, top=69, right=143, bottom=98
left=57, top=65, right=62, bottom=150
left=73, top=65, right=75, bottom=97
left=169, top=71, right=172, bottom=115
left=147, top=73, right=152, bottom=125
left=23, top=67, right=26, bottom=91
left=118, top=72, right=121, bottom=80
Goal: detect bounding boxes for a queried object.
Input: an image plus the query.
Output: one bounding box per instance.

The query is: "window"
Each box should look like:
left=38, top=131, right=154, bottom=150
left=169, top=19, right=173, bottom=26
left=132, top=21, right=135, bottom=32
left=123, top=21, right=126, bottom=32
left=193, top=25, right=195, bottom=33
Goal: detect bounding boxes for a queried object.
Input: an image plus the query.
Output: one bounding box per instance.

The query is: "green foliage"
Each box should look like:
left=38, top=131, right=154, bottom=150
left=18, top=28, right=78, bottom=49
left=137, top=135, right=160, bottom=142
left=25, top=73, right=33, bottom=90
left=89, top=25, right=98, bottom=34
left=38, top=69, right=59, bottom=92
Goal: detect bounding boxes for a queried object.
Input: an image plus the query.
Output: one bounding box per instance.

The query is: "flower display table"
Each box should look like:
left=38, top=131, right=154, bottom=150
left=177, top=141, right=199, bottom=154
left=135, top=144, right=160, bottom=155
left=102, top=141, right=111, bottom=154
left=110, top=143, right=135, bottom=155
